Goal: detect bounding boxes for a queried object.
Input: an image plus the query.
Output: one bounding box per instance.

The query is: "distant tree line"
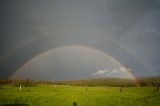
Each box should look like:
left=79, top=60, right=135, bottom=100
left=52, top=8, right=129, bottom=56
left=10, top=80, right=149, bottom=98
left=0, top=78, right=36, bottom=87
left=0, top=77, right=159, bottom=87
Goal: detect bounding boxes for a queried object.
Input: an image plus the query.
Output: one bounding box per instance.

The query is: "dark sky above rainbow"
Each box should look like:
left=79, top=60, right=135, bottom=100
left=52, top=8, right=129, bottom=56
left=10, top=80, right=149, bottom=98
left=0, top=0, right=160, bottom=80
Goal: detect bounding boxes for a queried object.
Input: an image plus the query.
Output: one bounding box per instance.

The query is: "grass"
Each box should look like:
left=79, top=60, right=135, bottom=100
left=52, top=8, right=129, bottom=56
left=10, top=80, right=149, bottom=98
left=0, top=85, right=160, bottom=106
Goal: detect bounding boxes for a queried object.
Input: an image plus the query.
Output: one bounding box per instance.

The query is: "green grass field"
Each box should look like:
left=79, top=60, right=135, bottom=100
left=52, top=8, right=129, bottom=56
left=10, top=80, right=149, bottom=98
left=0, top=85, right=160, bottom=106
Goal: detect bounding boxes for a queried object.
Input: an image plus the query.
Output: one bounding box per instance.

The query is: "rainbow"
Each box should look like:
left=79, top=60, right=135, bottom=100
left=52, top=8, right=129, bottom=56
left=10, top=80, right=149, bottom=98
left=1, top=30, right=154, bottom=80
left=11, top=45, right=138, bottom=83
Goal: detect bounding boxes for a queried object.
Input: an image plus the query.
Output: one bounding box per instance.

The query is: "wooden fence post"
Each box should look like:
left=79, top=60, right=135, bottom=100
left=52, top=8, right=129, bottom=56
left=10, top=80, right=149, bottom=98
left=156, top=82, right=160, bottom=92
left=85, top=85, right=87, bottom=92
left=120, top=83, right=123, bottom=92
left=20, top=85, right=21, bottom=91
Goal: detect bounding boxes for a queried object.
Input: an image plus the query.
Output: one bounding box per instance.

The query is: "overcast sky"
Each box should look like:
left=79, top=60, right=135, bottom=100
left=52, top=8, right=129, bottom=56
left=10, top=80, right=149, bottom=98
left=0, top=0, right=160, bottom=80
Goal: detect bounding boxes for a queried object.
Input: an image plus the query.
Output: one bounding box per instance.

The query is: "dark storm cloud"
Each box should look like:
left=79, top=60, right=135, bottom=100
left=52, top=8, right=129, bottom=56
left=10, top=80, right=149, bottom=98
left=0, top=0, right=160, bottom=79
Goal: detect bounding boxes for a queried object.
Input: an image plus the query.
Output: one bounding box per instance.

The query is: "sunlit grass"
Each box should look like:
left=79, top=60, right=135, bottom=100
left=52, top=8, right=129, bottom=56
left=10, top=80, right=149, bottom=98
left=0, top=85, right=160, bottom=106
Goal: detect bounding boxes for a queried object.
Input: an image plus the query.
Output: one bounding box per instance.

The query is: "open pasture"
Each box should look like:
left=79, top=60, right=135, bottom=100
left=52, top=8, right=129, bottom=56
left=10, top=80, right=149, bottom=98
left=0, top=85, right=160, bottom=106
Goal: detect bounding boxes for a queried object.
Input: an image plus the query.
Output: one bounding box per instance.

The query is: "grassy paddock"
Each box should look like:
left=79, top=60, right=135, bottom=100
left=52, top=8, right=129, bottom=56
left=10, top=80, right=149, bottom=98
left=0, top=85, right=160, bottom=106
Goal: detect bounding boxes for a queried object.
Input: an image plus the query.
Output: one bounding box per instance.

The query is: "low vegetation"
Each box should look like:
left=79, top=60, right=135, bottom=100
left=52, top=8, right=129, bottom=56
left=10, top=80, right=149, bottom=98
left=0, top=77, right=159, bottom=106
left=0, top=85, right=160, bottom=106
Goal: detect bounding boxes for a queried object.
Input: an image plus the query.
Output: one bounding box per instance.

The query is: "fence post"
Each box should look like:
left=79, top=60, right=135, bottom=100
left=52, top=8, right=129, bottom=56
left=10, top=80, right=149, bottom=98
left=156, top=82, right=160, bottom=92
left=20, top=85, right=21, bottom=91
left=120, top=83, right=123, bottom=92
left=85, top=85, right=87, bottom=92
